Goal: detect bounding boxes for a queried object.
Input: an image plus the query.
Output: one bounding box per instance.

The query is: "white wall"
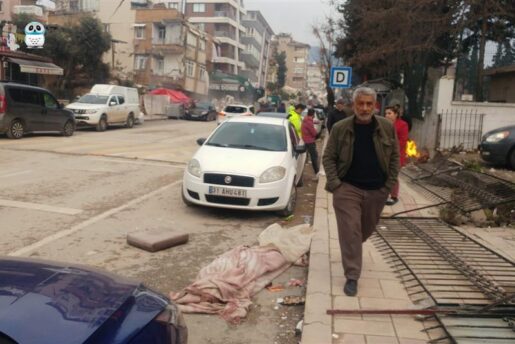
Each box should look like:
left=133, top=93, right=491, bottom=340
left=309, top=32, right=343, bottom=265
left=435, top=76, right=515, bottom=134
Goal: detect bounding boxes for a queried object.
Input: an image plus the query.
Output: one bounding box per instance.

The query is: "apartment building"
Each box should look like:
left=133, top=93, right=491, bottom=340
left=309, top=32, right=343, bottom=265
left=133, top=8, right=209, bottom=95
left=272, top=33, right=310, bottom=91
left=240, top=10, right=273, bottom=88
left=171, top=0, right=246, bottom=76
left=307, top=63, right=325, bottom=97
left=51, top=0, right=141, bottom=79
left=0, top=0, right=55, bottom=22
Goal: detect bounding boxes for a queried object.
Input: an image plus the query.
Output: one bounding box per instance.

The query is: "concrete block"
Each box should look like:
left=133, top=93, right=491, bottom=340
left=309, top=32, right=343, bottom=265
left=127, top=230, right=189, bottom=252
left=301, top=322, right=332, bottom=344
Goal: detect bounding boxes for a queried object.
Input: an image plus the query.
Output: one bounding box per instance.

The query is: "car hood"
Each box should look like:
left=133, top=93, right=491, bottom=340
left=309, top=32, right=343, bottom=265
left=190, top=108, right=209, bottom=115
left=195, top=145, right=288, bottom=176
left=0, top=257, right=167, bottom=344
left=66, top=103, right=106, bottom=110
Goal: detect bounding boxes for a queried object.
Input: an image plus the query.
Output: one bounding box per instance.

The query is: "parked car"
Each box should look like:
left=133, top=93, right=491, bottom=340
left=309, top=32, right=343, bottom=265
left=182, top=116, right=306, bottom=216
left=216, top=104, right=255, bottom=125
left=184, top=102, right=217, bottom=121
left=0, top=257, right=187, bottom=344
left=0, top=82, right=75, bottom=139
left=301, top=108, right=324, bottom=137
left=66, top=84, right=140, bottom=131
left=479, top=124, right=515, bottom=169
left=256, top=112, right=287, bottom=119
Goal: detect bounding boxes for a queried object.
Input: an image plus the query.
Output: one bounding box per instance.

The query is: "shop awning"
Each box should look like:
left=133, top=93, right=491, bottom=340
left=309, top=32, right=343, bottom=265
left=7, top=57, right=63, bottom=76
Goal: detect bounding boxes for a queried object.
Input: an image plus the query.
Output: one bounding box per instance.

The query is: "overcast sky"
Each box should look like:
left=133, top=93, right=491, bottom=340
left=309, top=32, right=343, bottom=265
left=245, top=0, right=333, bottom=46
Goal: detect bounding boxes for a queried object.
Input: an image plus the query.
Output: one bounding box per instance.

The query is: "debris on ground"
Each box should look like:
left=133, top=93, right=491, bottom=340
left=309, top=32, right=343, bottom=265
left=266, top=284, right=285, bottom=292
left=279, top=296, right=305, bottom=306
left=295, top=320, right=303, bottom=336
left=287, top=279, right=304, bottom=287
left=127, top=230, right=189, bottom=252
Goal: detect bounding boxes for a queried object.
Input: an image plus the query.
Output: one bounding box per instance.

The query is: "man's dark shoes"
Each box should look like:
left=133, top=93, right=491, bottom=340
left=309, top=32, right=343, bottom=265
left=344, top=279, right=358, bottom=296
left=385, top=197, right=398, bottom=206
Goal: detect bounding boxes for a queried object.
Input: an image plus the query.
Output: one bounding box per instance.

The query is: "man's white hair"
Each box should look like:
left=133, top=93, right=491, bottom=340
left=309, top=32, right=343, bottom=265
left=352, top=87, right=377, bottom=102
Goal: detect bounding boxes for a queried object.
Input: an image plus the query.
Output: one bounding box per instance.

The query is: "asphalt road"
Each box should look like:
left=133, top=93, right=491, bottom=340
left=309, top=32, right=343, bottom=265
left=0, top=119, right=315, bottom=344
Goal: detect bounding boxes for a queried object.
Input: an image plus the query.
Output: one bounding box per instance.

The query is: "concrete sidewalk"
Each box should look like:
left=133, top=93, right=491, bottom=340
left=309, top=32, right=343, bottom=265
left=302, top=177, right=443, bottom=344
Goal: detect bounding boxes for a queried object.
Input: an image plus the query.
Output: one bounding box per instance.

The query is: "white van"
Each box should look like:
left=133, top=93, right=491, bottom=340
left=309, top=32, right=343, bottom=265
left=66, top=84, right=140, bottom=131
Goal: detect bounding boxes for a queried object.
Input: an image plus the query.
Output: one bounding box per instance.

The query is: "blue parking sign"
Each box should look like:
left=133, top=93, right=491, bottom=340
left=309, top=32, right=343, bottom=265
left=330, top=67, right=352, bottom=88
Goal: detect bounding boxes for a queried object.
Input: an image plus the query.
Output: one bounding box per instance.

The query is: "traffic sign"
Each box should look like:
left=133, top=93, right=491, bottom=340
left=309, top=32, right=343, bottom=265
left=329, top=67, right=352, bottom=88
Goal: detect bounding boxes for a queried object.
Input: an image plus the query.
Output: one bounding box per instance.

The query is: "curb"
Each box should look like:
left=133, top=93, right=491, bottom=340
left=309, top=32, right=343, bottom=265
left=302, top=176, right=333, bottom=344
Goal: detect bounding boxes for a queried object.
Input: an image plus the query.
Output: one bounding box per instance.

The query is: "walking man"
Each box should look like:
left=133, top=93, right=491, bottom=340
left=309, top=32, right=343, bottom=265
left=301, top=108, right=320, bottom=179
left=322, top=87, right=400, bottom=296
left=326, top=98, right=351, bottom=133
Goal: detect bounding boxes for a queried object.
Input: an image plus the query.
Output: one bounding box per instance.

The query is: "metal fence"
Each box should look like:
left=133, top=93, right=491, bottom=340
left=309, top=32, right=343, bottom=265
left=436, top=109, right=484, bottom=151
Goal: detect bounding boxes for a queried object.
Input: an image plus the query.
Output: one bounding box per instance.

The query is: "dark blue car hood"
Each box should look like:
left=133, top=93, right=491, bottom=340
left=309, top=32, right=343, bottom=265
left=0, top=258, right=167, bottom=344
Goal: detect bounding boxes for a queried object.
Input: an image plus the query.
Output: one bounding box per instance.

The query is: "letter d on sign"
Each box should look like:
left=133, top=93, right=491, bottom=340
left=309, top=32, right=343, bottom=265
left=336, top=72, right=346, bottom=83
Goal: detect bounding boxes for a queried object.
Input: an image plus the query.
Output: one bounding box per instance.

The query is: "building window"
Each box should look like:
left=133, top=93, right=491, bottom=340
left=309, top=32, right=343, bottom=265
left=167, top=2, right=179, bottom=9
left=0, top=1, right=4, bottom=12
left=103, top=23, right=110, bottom=33
left=294, top=57, right=305, bottom=63
left=294, top=67, right=304, bottom=74
left=199, top=65, right=206, bottom=81
left=134, top=55, right=148, bottom=70
left=196, top=23, right=205, bottom=32
left=192, top=3, right=205, bottom=12
left=135, top=26, right=145, bottom=39
left=155, top=58, right=164, bottom=75
left=185, top=60, right=195, bottom=77
left=158, top=26, right=166, bottom=40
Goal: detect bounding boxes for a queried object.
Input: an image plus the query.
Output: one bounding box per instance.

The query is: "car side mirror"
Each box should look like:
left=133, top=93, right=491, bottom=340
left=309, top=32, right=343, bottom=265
left=294, top=144, right=306, bottom=154
left=109, top=101, right=117, bottom=106
left=197, top=138, right=207, bottom=146
left=58, top=102, right=63, bottom=109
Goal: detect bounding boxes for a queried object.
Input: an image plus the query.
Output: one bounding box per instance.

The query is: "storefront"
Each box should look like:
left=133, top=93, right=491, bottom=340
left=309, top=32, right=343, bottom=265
left=0, top=51, right=63, bottom=86
left=209, top=71, right=256, bottom=103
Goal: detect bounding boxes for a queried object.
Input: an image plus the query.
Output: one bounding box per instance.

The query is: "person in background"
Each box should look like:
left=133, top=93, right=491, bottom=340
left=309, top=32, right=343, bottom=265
left=327, top=98, right=351, bottom=133
left=302, top=108, right=320, bottom=180
left=322, top=87, right=400, bottom=297
left=288, top=104, right=304, bottom=137
left=278, top=102, right=286, bottom=113
left=384, top=105, right=408, bottom=205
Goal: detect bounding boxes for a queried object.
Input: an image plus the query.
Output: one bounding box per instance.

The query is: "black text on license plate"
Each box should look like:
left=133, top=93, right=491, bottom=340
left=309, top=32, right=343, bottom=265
left=209, top=186, right=247, bottom=198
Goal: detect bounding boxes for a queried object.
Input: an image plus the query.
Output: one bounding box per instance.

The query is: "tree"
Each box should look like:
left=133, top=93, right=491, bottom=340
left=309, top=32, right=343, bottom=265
left=12, top=14, right=112, bottom=98
left=333, top=0, right=458, bottom=117
left=275, top=51, right=287, bottom=89
left=459, top=0, right=515, bottom=100
left=313, top=20, right=338, bottom=107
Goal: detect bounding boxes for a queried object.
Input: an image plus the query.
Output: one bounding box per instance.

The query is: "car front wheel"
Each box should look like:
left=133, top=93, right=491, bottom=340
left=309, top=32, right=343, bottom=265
left=7, top=120, right=24, bottom=139
left=96, top=115, right=107, bottom=132
left=62, top=120, right=75, bottom=137
left=277, top=183, right=297, bottom=217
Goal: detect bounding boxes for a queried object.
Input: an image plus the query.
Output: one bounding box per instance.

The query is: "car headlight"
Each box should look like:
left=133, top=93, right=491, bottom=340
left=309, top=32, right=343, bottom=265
left=259, top=166, right=286, bottom=183
left=187, top=159, right=201, bottom=177
left=485, top=131, right=509, bottom=143
left=85, top=109, right=98, bottom=114
left=202, top=111, right=208, bottom=115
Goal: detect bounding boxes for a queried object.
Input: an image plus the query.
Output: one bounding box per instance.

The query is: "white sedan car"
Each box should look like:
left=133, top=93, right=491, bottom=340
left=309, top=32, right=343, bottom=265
left=182, top=116, right=306, bottom=216
left=216, top=104, right=255, bottom=125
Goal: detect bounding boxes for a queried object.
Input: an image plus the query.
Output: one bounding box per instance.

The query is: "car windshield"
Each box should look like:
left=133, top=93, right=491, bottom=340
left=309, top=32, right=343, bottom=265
left=257, top=112, right=287, bottom=119
left=224, top=106, right=247, bottom=113
left=207, top=122, right=287, bottom=152
left=77, top=94, right=109, bottom=104
left=195, top=103, right=211, bottom=110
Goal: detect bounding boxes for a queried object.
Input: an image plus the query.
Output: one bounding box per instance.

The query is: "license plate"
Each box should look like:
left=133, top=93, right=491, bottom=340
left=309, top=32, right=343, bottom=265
left=208, top=186, right=247, bottom=198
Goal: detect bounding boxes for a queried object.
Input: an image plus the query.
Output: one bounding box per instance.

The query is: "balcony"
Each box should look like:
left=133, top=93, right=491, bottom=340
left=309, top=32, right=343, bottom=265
left=13, top=5, right=43, bottom=17
left=214, top=11, right=236, bottom=21
left=215, top=31, right=236, bottom=40
left=240, top=51, right=259, bottom=68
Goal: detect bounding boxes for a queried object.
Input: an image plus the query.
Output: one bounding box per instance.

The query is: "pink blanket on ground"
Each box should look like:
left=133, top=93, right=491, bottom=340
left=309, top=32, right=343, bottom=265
left=170, top=245, right=290, bottom=324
